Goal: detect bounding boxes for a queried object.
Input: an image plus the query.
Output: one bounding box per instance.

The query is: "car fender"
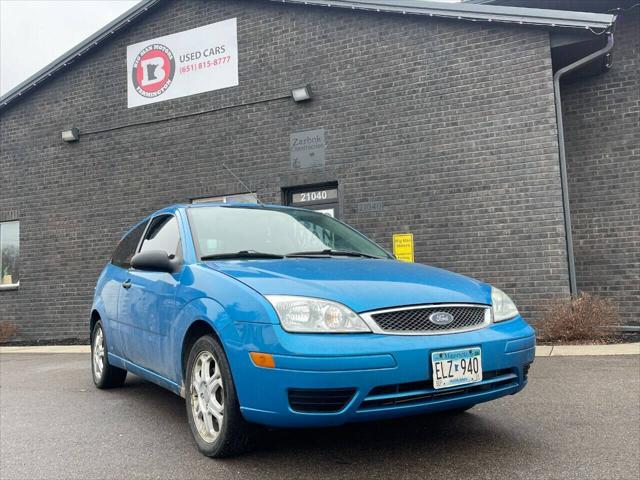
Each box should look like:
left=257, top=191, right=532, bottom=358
left=169, top=296, right=233, bottom=386
left=89, top=300, right=113, bottom=343
left=89, top=299, right=106, bottom=332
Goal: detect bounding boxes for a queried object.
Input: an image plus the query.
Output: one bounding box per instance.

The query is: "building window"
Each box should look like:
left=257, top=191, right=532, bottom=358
left=0, top=220, right=19, bottom=288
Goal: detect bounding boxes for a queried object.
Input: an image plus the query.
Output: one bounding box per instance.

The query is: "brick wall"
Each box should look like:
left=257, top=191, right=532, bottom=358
left=508, top=0, right=640, bottom=324
left=0, top=0, right=569, bottom=342
left=561, top=4, right=640, bottom=325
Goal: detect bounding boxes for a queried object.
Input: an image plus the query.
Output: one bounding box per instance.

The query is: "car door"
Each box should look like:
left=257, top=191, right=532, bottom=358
left=117, top=214, right=183, bottom=376
left=104, top=220, right=148, bottom=358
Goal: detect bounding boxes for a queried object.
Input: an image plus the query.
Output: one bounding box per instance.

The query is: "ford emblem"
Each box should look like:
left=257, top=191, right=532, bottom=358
left=429, top=311, right=454, bottom=326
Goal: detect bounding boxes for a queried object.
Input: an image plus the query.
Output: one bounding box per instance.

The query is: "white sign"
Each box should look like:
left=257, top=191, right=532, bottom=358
left=127, top=18, right=238, bottom=108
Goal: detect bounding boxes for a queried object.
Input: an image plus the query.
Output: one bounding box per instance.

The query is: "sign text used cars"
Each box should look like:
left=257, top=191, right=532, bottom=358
left=127, top=18, right=238, bottom=108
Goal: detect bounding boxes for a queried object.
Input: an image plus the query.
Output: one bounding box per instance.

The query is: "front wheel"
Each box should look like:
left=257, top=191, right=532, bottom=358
left=91, top=320, right=127, bottom=388
left=185, top=335, right=253, bottom=457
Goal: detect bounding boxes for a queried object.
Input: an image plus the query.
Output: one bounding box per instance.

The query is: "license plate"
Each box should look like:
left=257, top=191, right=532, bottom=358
left=431, top=347, right=482, bottom=390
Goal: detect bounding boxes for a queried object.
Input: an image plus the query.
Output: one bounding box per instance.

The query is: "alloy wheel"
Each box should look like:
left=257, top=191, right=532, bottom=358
left=190, top=351, right=225, bottom=443
left=93, top=327, right=105, bottom=381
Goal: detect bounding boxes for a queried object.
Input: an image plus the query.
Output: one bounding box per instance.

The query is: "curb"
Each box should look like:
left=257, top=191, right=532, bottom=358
left=0, top=345, right=90, bottom=354
left=535, top=343, right=640, bottom=357
left=1, top=343, right=638, bottom=356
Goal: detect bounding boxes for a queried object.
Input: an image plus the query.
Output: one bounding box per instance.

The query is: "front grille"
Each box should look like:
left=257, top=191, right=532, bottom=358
left=288, top=388, right=356, bottom=413
left=358, top=369, right=516, bottom=410
left=367, top=305, right=489, bottom=334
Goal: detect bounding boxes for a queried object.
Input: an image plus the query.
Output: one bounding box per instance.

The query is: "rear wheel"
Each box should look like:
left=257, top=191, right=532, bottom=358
left=185, top=335, right=253, bottom=457
left=91, top=320, right=127, bottom=389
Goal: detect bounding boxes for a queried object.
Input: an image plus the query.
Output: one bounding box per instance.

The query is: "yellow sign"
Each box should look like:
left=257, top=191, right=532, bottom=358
left=393, top=233, right=414, bottom=263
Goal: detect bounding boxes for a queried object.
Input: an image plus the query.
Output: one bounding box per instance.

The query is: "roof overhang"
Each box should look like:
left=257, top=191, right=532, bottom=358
left=270, top=0, right=616, bottom=30
left=0, top=0, right=616, bottom=113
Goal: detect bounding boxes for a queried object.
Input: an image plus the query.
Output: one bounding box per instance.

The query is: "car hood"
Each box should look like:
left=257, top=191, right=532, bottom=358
left=206, top=258, right=491, bottom=313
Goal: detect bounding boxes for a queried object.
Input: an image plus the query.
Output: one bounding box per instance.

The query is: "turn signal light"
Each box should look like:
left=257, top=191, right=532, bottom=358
left=249, top=352, right=275, bottom=368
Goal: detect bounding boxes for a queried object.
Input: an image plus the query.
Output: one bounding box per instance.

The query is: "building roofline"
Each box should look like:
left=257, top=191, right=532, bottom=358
left=272, top=0, right=616, bottom=30
left=462, top=0, right=500, bottom=4
left=0, top=0, right=164, bottom=112
left=0, top=0, right=616, bottom=113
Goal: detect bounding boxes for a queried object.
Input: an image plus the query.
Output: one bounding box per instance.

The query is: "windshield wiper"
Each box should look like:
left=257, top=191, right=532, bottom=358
left=201, top=250, right=284, bottom=260
left=286, top=249, right=383, bottom=259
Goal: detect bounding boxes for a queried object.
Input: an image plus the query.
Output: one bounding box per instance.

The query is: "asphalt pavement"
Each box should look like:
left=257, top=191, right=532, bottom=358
left=1, top=353, right=638, bottom=480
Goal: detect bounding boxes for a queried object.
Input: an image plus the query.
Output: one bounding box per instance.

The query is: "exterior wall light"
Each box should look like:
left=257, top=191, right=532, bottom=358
left=291, top=85, right=313, bottom=102
left=61, top=128, right=80, bottom=142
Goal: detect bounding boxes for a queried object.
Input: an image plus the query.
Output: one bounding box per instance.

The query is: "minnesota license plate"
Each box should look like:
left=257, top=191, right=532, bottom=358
left=431, top=347, right=482, bottom=390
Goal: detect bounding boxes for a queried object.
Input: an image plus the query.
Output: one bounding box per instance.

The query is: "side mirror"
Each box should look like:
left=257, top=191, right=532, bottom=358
left=130, top=250, right=176, bottom=273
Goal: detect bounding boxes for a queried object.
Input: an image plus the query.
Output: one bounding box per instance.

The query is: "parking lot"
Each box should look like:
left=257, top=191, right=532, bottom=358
left=1, top=353, right=638, bottom=480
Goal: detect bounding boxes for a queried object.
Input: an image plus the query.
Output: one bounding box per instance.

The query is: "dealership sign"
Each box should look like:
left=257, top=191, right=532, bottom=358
left=126, top=18, right=238, bottom=108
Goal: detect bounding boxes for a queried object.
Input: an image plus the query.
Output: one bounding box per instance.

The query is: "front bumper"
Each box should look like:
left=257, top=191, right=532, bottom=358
left=225, top=315, right=535, bottom=428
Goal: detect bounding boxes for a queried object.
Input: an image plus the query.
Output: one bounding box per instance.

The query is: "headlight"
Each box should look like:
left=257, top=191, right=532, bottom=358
left=265, top=295, right=370, bottom=333
left=491, top=287, right=519, bottom=322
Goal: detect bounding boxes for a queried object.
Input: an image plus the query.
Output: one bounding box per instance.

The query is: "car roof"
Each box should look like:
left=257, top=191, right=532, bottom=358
left=157, top=202, right=310, bottom=214
left=117, top=202, right=315, bottom=243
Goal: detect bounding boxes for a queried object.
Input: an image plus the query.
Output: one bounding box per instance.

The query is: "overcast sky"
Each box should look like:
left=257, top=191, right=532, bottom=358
left=0, top=0, right=139, bottom=95
left=0, top=0, right=461, bottom=96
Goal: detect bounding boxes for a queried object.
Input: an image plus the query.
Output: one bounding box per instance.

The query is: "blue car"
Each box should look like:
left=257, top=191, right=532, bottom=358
left=90, top=203, right=535, bottom=457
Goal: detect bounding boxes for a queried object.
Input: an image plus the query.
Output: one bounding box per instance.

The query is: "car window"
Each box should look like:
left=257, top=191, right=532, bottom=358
left=139, top=215, right=181, bottom=258
left=111, top=221, right=148, bottom=269
left=188, top=206, right=391, bottom=259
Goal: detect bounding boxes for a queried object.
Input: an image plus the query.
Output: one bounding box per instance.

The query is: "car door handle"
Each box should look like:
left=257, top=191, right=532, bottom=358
left=122, top=280, right=132, bottom=290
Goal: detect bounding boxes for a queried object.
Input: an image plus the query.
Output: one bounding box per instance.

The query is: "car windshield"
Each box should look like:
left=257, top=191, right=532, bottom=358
left=188, top=206, right=391, bottom=260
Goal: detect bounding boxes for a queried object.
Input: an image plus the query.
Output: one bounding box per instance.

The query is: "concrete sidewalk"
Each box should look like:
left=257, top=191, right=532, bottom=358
left=1, top=343, right=638, bottom=356
left=0, top=345, right=91, bottom=354
left=535, top=343, right=640, bottom=356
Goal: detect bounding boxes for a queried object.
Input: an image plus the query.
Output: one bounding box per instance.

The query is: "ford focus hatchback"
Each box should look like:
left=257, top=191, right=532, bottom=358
left=90, top=203, right=535, bottom=457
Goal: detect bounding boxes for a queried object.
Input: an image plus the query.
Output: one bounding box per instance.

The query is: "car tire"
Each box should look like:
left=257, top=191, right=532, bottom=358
left=91, top=320, right=127, bottom=389
left=185, top=335, right=253, bottom=458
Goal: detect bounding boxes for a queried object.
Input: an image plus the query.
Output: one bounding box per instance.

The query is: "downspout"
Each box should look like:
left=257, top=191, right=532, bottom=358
left=552, top=32, right=614, bottom=297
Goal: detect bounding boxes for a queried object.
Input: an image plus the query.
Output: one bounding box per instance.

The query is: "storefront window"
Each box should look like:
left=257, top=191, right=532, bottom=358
left=0, top=221, right=19, bottom=288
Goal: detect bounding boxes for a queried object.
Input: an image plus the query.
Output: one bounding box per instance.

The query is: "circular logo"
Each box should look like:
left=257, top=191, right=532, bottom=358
left=429, top=311, right=455, bottom=326
left=131, top=43, right=175, bottom=98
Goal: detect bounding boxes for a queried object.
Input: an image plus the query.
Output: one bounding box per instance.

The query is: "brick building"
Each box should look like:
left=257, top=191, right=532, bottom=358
left=0, top=0, right=637, bottom=343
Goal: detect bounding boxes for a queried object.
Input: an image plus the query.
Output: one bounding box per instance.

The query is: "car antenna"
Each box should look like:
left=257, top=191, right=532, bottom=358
left=222, top=163, right=265, bottom=206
